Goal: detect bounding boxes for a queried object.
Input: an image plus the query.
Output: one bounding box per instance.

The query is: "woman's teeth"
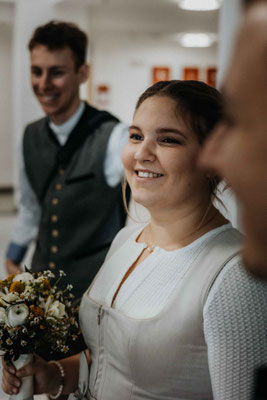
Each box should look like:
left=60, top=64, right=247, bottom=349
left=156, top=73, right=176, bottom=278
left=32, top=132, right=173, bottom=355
left=137, top=171, right=162, bottom=178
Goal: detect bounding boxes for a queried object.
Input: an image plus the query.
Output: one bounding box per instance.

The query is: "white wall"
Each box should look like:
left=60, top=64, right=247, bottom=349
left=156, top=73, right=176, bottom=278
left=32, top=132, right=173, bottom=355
left=91, top=32, right=218, bottom=123
left=218, top=0, right=243, bottom=85
left=0, top=24, right=13, bottom=187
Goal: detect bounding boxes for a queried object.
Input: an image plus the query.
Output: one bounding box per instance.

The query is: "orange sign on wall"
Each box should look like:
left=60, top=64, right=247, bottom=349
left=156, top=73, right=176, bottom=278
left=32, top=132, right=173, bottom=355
left=206, top=67, right=217, bottom=87
left=96, top=84, right=110, bottom=107
left=183, top=67, right=199, bottom=81
left=152, top=67, right=170, bottom=84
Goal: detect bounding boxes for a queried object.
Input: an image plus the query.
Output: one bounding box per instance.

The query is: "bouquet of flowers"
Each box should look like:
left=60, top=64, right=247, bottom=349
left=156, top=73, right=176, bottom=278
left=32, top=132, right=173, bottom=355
left=0, top=268, right=80, bottom=400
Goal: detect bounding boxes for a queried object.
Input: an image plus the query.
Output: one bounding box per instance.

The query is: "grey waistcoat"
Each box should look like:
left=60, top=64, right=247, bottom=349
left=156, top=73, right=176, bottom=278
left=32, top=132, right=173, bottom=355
left=73, top=227, right=242, bottom=400
left=23, top=104, right=127, bottom=299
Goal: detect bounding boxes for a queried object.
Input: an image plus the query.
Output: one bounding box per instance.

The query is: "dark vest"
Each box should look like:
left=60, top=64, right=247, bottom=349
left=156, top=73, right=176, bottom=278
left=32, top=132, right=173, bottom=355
left=23, top=104, right=127, bottom=299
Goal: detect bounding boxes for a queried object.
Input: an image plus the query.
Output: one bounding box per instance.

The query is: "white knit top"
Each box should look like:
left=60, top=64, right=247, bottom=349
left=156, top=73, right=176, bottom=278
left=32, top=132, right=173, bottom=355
left=90, top=223, right=267, bottom=399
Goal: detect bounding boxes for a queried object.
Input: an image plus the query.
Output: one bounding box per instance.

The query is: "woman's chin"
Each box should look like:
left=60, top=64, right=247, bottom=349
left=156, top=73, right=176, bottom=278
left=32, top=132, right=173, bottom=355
left=132, top=197, right=155, bottom=209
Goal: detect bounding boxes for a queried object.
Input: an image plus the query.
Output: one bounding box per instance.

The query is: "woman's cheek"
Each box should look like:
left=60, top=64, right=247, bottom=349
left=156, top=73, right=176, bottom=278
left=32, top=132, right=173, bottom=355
left=121, top=143, right=133, bottom=171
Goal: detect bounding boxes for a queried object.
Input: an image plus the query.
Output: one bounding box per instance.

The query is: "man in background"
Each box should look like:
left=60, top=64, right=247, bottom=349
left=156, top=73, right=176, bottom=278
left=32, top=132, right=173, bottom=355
left=199, top=1, right=267, bottom=398
left=5, top=21, right=128, bottom=300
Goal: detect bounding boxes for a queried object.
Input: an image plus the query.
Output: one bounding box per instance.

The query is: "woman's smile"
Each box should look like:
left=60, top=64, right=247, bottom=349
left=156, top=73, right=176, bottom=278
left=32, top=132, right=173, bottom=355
left=135, top=169, right=164, bottom=180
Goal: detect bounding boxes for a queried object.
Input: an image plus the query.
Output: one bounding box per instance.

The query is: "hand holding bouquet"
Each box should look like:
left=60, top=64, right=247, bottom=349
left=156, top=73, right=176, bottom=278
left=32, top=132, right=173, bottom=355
left=0, top=268, right=80, bottom=400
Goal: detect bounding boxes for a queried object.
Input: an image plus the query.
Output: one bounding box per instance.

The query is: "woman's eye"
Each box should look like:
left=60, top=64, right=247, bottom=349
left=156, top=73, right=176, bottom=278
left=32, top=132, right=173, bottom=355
left=129, top=133, right=143, bottom=141
left=161, top=137, right=181, bottom=145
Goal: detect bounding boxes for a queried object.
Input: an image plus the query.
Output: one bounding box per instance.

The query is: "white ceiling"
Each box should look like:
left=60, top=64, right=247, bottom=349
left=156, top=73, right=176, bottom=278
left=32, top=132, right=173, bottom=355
left=0, top=0, right=220, bottom=37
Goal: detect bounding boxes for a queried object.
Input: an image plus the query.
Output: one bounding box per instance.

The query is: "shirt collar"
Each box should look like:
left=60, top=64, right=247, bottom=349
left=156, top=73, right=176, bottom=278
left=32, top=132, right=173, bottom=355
left=49, top=101, right=86, bottom=146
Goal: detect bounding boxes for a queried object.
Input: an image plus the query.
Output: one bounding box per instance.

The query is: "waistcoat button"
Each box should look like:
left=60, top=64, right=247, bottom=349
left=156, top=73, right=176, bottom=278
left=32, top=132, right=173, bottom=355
left=51, top=246, right=58, bottom=254
left=52, top=229, right=59, bottom=238
left=51, top=215, right=58, bottom=223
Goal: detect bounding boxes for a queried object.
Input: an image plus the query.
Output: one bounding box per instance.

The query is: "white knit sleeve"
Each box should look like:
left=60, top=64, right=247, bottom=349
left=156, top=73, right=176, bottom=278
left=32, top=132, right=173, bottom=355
left=203, top=258, right=267, bottom=400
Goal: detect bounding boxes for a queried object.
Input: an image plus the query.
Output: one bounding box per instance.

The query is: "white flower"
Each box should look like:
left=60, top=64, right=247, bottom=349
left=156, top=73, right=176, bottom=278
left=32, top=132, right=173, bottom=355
left=46, top=299, right=66, bottom=319
left=24, top=285, right=34, bottom=294
left=13, top=272, right=34, bottom=283
left=7, top=304, right=29, bottom=327
left=0, top=292, right=20, bottom=306
left=0, top=307, right=7, bottom=325
left=44, top=270, right=55, bottom=279
left=25, top=293, right=35, bottom=301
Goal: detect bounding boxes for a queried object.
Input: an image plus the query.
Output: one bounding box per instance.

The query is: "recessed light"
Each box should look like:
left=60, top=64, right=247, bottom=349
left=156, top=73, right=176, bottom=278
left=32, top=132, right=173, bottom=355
left=48, top=0, right=65, bottom=4
left=177, top=33, right=217, bottom=47
left=177, top=0, right=222, bottom=11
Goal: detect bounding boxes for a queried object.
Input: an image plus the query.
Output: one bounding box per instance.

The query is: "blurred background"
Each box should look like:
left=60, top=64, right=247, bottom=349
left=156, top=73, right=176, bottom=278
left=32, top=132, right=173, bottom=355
left=0, top=0, right=245, bottom=397
left=0, top=0, right=245, bottom=262
left=0, top=0, right=244, bottom=266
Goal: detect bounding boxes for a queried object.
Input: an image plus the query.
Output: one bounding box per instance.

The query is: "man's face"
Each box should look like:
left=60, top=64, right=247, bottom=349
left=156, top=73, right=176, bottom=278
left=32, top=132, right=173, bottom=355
left=30, top=45, right=88, bottom=124
left=199, top=2, right=267, bottom=278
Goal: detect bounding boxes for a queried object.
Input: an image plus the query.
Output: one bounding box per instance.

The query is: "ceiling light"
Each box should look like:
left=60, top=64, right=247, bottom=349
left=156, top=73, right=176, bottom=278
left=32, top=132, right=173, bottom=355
left=177, top=33, right=217, bottom=47
left=48, top=0, right=65, bottom=4
left=176, top=0, right=222, bottom=11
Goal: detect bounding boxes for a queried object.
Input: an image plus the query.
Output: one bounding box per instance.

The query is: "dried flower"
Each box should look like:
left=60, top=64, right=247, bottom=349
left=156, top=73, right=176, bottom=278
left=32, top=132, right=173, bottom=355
left=9, top=281, right=24, bottom=294
left=30, top=305, right=44, bottom=317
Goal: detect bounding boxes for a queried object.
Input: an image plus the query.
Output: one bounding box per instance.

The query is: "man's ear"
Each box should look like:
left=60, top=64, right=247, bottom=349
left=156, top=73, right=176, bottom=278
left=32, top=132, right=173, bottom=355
left=78, top=63, right=89, bottom=84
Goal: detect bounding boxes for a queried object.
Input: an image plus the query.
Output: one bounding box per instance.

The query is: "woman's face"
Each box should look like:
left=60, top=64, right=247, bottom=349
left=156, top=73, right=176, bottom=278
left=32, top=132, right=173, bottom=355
left=122, top=95, right=209, bottom=213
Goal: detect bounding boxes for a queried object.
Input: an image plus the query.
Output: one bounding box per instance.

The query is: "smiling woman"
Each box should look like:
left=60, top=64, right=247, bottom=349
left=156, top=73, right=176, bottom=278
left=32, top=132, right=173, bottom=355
left=123, top=95, right=210, bottom=212
left=123, top=80, right=222, bottom=217
left=2, top=81, right=267, bottom=400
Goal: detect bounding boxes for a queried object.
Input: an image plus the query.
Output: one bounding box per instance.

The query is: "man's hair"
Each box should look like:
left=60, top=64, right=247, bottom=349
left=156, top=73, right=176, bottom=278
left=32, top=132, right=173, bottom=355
left=28, top=20, right=88, bottom=69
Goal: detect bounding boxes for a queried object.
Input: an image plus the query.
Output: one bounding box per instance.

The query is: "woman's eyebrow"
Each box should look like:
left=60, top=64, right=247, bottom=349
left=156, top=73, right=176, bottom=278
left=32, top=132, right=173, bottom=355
left=129, top=125, right=141, bottom=131
left=129, top=126, right=187, bottom=139
left=156, top=128, right=187, bottom=139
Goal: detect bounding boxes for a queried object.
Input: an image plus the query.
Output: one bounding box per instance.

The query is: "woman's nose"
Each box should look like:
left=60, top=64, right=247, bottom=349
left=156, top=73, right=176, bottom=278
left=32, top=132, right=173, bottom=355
left=134, top=140, right=156, bottom=162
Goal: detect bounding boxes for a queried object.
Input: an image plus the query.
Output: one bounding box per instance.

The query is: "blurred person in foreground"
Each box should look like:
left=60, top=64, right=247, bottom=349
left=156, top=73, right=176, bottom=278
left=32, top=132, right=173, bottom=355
left=5, top=21, right=128, bottom=300
left=199, top=1, right=267, bottom=398
left=2, top=80, right=267, bottom=400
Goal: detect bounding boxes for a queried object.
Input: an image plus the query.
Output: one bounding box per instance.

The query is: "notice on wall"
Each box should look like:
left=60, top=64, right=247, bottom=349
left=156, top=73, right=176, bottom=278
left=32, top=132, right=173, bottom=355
left=152, top=67, right=170, bottom=84
left=183, top=67, right=199, bottom=81
left=96, top=84, right=110, bottom=108
left=206, top=67, right=217, bottom=87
